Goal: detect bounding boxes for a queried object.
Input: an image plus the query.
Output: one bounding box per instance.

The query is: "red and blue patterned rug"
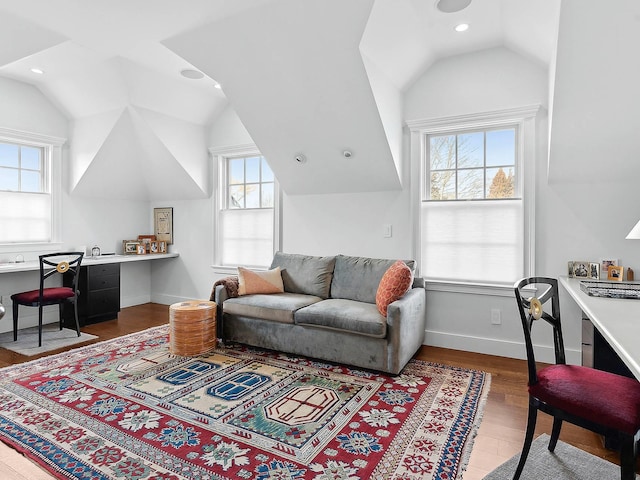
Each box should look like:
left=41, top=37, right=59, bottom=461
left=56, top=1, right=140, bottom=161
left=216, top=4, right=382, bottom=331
left=0, top=325, right=490, bottom=479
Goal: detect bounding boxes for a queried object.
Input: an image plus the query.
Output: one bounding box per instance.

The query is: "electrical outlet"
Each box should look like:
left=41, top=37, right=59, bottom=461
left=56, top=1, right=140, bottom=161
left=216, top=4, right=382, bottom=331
left=491, top=308, right=501, bottom=325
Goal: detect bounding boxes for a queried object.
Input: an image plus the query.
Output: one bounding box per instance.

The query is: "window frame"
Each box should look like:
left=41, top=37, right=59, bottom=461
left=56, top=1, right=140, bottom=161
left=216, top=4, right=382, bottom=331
left=209, top=144, right=281, bottom=274
left=425, top=126, right=519, bottom=202
left=0, top=127, right=65, bottom=254
left=408, top=105, right=540, bottom=295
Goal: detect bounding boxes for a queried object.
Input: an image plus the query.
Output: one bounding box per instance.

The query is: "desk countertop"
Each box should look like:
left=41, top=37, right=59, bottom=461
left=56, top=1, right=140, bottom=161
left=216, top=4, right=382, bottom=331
left=0, top=253, right=179, bottom=274
left=559, top=275, right=640, bottom=380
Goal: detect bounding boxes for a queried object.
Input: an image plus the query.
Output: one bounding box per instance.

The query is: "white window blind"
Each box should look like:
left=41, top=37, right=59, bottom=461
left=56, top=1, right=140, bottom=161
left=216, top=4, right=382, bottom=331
left=0, top=191, right=52, bottom=243
left=421, top=199, right=523, bottom=284
left=219, top=208, right=274, bottom=268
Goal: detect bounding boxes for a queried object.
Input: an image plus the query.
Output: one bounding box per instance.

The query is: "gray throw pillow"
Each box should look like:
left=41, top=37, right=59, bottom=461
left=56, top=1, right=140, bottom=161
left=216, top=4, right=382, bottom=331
left=330, top=255, right=416, bottom=304
left=270, top=252, right=336, bottom=299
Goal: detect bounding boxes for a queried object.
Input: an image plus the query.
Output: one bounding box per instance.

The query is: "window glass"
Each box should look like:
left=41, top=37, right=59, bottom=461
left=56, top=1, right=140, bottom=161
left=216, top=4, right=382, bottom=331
left=22, top=146, right=41, bottom=170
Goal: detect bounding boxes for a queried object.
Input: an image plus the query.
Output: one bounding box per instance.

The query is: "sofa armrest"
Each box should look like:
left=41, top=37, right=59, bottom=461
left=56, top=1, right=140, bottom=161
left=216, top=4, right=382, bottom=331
left=386, top=286, right=427, bottom=373
left=213, top=284, right=229, bottom=338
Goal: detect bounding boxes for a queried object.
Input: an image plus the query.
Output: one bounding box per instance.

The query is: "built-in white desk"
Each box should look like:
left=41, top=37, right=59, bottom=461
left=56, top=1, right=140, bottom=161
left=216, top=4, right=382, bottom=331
left=559, top=275, right=640, bottom=380
left=0, top=253, right=179, bottom=274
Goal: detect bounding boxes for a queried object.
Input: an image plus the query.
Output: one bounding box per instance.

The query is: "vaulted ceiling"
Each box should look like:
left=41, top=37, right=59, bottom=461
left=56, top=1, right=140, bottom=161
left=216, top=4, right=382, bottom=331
left=0, top=0, right=564, bottom=199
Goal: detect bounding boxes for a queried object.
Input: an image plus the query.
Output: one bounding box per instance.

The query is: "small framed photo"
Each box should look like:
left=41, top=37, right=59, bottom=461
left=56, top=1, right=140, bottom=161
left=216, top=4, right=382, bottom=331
left=136, top=244, right=146, bottom=255
left=123, top=240, right=140, bottom=255
left=138, top=235, right=156, bottom=254
left=589, top=262, right=600, bottom=280
left=150, top=241, right=159, bottom=254
left=158, top=241, right=167, bottom=254
left=568, top=261, right=575, bottom=277
left=601, top=259, right=618, bottom=275
left=572, top=261, right=590, bottom=279
left=608, top=265, right=624, bottom=281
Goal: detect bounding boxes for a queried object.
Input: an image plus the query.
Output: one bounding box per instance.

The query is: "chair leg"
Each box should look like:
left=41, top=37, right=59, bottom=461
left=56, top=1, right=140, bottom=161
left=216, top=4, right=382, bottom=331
left=548, top=416, right=563, bottom=452
left=12, top=301, right=18, bottom=341
left=72, top=300, right=81, bottom=338
left=38, top=304, right=43, bottom=347
left=58, top=304, right=64, bottom=331
left=619, top=435, right=637, bottom=480
left=513, top=402, right=538, bottom=480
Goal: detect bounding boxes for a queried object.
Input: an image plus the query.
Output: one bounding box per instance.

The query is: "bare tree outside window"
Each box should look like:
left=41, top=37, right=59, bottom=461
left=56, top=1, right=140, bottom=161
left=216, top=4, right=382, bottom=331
left=428, top=128, right=515, bottom=201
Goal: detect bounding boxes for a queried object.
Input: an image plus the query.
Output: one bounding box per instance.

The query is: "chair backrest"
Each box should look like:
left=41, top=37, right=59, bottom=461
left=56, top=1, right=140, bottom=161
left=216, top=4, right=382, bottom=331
left=514, top=277, right=566, bottom=386
left=39, top=252, right=84, bottom=297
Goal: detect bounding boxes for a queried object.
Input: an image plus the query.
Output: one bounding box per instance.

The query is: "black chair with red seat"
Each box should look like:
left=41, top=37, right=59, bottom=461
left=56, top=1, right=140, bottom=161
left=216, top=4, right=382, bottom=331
left=513, top=277, right=640, bottom=480
left=11, top=252, right=84, bottom=347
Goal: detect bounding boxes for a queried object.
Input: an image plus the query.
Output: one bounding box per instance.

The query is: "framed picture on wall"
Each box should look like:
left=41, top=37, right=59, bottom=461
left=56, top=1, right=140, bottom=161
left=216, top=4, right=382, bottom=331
left=154, top=207, right=173, bottom=244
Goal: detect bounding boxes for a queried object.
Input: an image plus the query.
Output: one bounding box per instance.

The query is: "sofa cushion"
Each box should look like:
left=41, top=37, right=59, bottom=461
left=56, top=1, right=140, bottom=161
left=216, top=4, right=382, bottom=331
left=295, top=299, right=387, bottom=338
left=224, top=293, right=322, bottom=324
left=270, top=252, right=336, bottom=299
left=376, top=260, right=413, bottom=316
left=331, top=255, right=416, bottom=304
left=238, top=266, right=284, bottom=295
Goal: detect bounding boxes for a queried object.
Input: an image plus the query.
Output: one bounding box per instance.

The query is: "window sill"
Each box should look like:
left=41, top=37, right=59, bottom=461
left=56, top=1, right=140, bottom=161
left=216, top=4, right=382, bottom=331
left=425, top=280, right=520, bottom=297
left=210, top=265, right=270, bottom=275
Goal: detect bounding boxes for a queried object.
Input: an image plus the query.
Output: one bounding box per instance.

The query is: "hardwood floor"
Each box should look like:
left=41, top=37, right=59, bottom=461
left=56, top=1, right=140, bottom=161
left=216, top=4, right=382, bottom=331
left=0, top=303, right=635, bottom=479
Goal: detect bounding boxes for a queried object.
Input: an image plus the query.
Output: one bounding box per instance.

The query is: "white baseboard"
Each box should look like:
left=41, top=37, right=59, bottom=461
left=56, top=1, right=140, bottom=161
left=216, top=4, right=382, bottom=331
left=149, top=293, right=200, bottom=306
left=423, top=329, right=582, bottom=365
left=121, top=294, right=151, bottom=308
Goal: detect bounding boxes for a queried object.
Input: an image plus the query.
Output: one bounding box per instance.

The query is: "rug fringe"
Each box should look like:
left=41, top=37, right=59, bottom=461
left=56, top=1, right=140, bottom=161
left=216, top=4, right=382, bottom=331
left=457, top=371, right=492, bottom=479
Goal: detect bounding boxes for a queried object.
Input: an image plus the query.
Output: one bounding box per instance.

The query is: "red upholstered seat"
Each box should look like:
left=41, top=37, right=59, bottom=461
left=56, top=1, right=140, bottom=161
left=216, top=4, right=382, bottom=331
left=530, top=364, right=640, bottom=435
left=11, top=287, right=75, bottom=305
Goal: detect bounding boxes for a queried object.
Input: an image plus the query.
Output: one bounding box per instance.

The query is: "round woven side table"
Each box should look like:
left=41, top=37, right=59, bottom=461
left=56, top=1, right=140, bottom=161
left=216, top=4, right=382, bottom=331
left=169, top=300, right=217, bottom=356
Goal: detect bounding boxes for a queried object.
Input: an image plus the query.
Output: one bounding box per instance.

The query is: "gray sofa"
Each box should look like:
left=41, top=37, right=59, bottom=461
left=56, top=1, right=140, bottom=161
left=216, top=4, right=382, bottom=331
left=213, top=252, right=427, bottom=374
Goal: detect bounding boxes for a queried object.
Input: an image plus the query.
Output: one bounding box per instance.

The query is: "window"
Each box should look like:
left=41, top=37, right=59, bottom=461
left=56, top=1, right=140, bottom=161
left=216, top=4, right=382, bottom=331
left=211, top=145, right=280, bottom=269
left=408, top=106, right=539, bottom=288
left=0, top=129, right=65, bottom=246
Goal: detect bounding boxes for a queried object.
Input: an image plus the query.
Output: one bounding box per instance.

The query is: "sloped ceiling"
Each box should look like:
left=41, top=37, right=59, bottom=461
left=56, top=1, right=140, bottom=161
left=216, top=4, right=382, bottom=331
left=548, top=0, right=640, bottom=184
left=0, top=0, right=561, bottom=199
left=164, top=0, right=402, bottom=195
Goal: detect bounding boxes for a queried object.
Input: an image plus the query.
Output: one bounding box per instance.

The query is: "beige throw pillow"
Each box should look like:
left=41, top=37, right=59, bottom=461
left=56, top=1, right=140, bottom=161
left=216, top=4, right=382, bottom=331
left=238, top=267, right=285, bottom=295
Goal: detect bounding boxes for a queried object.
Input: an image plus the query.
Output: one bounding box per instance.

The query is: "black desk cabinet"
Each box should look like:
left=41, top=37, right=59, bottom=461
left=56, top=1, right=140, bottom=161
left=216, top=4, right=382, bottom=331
left=64, top=263, right=121, bottom=326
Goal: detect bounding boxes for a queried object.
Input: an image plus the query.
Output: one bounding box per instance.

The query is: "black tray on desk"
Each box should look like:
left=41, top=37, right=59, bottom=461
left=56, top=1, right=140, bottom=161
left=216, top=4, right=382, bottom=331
left=580, top=281, right=640, bottom=299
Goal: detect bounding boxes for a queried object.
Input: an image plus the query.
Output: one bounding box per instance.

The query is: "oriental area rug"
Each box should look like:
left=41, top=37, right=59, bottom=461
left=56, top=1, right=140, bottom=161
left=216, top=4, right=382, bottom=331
left=0, top=325, right=490, bottom=480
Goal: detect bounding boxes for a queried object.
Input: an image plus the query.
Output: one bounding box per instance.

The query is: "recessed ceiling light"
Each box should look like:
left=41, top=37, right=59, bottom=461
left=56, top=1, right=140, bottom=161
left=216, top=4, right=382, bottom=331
left=30, top=68, right=44, bottom=75
left=455, top=23, right=470, bottom=32
left=214, top=83, right=222, bottom=89
left=436, top=0, right=472, bottom=13
left=180, top=69, right=204, bottom=80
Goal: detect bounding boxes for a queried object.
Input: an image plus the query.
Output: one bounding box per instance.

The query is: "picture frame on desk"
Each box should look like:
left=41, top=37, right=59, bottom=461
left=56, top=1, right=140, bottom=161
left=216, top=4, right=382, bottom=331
left=608, top=265, right=624, bottom=281
left=136, top=244, right=146, bottom=255
left=159, top=241, right=167, bottom=254
left=138, top=235, right=156, bottom=254
left=123, top=240, right=140, bottom=255
left=150, top=241, right=159, bottom=254
left=154, top=207, right=173, bottom=244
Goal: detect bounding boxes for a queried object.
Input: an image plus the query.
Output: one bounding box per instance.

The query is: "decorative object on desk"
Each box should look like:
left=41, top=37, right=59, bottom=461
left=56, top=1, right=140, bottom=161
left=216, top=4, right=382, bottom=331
left=580, top=281, right=640, bottom=299
left=158, top=240, right=167, bottom=253
left=136, top=243, right=146, bottom=255
left=608, top=264, right=624, bottom=281
left=138, top=234, right=156, bottom=253
left=123, top=239, right=140, bottom=255
left=154, top=206, right=173, bottom=244
left=600, top=258, right=618, bottom=276
left=589, top=262, right=600, bottom=279
left=627, top=267, right=634, bottom=281
left=570, top=260, right=590, bottom=278
left=91, top=245, right=101, bottom=257
left=150, top=240, right=159, bottom=253
left=567, top=261, right=574, bottom=277
left=0, top=325, right=490, bottom=480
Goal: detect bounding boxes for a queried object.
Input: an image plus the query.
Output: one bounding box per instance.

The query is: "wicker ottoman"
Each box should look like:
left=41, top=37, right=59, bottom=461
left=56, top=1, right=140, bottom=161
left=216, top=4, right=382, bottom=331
left=169, top=300, right=217, bottom=356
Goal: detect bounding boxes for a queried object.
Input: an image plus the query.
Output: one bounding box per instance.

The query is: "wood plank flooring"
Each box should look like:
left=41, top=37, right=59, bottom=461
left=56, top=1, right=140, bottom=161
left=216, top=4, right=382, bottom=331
left=0, top=303, right=635, bottom=479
